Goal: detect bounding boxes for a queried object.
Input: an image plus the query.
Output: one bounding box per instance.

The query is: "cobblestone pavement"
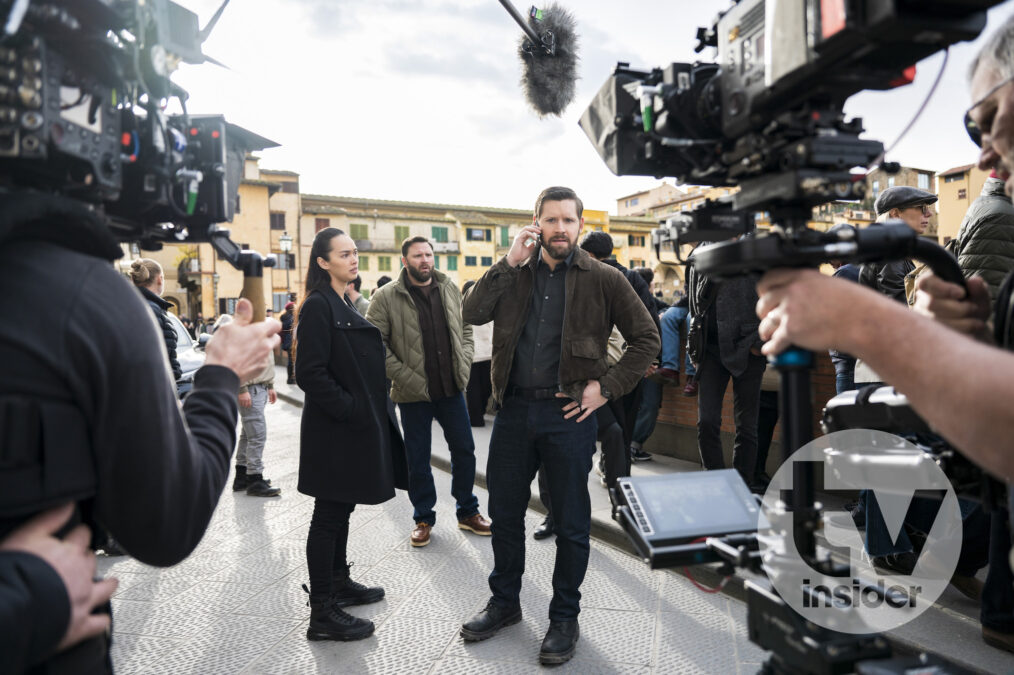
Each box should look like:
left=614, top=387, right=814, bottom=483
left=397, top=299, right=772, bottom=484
left=98, top=398, right=767, bottom=674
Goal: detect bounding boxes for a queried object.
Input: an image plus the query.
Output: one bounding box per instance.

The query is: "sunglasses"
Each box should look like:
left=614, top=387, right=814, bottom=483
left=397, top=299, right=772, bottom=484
left=964, top=73, right=1014, bottom=148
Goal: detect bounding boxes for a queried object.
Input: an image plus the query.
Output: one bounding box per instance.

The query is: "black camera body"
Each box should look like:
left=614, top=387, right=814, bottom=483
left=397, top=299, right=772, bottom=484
left=581, top=0, right=1000, bottom=213
left=0, top=0, right=276, bottom=247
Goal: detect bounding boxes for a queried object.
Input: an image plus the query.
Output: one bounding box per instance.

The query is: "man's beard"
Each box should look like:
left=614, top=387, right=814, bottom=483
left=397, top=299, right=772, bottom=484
left=407, top=264, right=432, bottom=283
left=541, top=235, right=575, bottom=261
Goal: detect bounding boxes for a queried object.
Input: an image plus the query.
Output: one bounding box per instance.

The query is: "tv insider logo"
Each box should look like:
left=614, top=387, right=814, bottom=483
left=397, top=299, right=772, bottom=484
left=759, top=430, right=963, bottom=635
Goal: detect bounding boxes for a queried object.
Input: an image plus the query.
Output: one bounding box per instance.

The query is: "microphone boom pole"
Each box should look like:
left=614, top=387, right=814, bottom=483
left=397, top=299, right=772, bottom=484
left=497, top=0, right=554, bottom=55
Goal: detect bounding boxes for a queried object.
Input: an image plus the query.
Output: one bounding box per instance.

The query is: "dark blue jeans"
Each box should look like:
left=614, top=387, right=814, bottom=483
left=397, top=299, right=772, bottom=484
left=399, top=393, right=480, bottom=526
left=631, top=377, right=662, bottom=447
left=486, top=396, right=597, bottom=620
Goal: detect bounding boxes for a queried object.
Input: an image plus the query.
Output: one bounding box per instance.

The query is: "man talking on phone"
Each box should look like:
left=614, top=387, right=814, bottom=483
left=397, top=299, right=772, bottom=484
left=460, top=186, right=658, bottom=665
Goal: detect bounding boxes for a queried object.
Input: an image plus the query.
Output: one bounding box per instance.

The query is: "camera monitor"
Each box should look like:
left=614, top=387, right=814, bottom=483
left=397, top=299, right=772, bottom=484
left=616, top=469, right=767, bottom=568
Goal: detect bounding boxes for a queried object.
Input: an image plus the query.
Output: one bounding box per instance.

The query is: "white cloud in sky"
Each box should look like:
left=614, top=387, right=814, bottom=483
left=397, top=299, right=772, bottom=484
left=171, top=1, right=1014, bottom=213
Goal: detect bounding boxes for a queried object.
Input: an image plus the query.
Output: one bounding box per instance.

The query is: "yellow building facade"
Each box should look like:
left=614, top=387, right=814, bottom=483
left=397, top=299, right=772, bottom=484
left=937, top=164, right=989, bottom=244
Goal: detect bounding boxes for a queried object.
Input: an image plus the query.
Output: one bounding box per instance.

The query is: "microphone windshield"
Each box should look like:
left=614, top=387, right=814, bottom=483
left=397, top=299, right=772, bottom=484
left=518, top=3, right=579, bottom=117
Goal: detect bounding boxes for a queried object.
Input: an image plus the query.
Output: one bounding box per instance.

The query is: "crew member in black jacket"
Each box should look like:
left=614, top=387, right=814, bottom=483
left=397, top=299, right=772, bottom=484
left=0, top=194, right=280, bottom=674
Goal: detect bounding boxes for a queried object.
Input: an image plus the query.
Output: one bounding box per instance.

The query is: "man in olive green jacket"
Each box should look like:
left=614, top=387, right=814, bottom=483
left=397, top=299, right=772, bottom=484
left=366, top=237, right=489, bottom=548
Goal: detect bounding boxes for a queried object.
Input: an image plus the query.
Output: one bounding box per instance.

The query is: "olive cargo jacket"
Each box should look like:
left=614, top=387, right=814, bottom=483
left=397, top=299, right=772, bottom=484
left=366, top=267, right=473, bottom=403
left=461, top=247, right=660, bottom=407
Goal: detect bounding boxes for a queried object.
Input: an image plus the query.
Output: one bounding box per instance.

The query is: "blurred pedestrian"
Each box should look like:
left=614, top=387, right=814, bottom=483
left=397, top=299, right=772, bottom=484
left=347, top=275, right=370, bottom=315
left=687, top=250, right=765, bottom=487
left=281, top=301, right=295, bottom=384
left=463, top=280, right=494, bottom=426
left=214, top=314, right=283, bottom=498
left=129, top=258, right=182, bottom=387
left=294, top=227, right=408, bottom=642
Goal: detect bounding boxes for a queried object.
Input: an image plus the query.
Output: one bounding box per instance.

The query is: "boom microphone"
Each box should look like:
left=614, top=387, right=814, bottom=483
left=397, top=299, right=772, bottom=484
left=504, top=2, right=579, bottom=117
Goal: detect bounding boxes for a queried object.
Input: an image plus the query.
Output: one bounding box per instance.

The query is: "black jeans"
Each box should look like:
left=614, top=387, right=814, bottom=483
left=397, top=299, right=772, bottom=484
left=755, top=389, right=779, bottom=481
left=306, top=499, right=356, bottom=604
left=538, top=403, right=627, bottom=517
left=982, top=509, right=1014, bottom=632
left=697, top=345, right=766, bottom=484
left=466, top=360, right=493, bottom=426
left=487, top=396, right=597, bottom=620
left=286, top=347, right=295, bottom=382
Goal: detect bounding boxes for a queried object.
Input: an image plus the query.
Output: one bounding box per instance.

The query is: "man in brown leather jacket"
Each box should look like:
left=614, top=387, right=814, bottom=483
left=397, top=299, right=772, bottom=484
left=458, top=186, right=658, bottom=665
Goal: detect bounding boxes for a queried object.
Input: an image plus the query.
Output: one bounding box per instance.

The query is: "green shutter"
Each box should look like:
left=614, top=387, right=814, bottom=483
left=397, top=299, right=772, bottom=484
left=395, top=225, right=410, bottom=243
left=500, top=227, right=510, bottom=247
left=447, top=256, right=458, bottom=271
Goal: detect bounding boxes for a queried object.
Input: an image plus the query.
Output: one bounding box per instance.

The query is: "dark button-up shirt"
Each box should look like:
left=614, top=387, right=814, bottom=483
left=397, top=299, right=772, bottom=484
left=509, top=250, right=572, bottom=389
left=408, top=282, right=457, bottom=400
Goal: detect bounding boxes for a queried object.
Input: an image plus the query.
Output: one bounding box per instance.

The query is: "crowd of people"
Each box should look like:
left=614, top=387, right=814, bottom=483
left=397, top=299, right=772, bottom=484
left=10, top=10, right=1014, bottom=674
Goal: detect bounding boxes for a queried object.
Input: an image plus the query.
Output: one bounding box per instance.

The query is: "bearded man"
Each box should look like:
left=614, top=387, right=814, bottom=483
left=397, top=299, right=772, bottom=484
left=459, top=187, right=659, bottom=665
left=366, top=236, right=491, bottom=548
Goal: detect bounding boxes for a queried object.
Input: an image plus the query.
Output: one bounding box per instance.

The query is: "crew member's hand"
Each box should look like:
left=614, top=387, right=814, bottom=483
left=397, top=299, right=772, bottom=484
left=268, top=389, right=277, bottom=405
left=756, top=269, right=864, bottom=355
left=645, top=363, right=658, bottom=378
left=556, top=380, right=608, bottom=423
left=0, top=504, right=118, bottom=652
left=913, top=273, right=992, bottom=342
left=205, top=298, right=281, bottom=382
left=506, top=224, right=543, bottom=268
left=238, top=392, right=252, bottom=408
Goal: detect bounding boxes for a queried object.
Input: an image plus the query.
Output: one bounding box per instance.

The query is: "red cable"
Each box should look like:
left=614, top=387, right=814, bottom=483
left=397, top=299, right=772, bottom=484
left=683, top=537, right=731, bottom=594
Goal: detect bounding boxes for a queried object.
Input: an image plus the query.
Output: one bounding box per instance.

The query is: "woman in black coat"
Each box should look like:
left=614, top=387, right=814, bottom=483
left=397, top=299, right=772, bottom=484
left=129, top=258, right=182, bottom=382
left=294, top=227, right=408, bottom=642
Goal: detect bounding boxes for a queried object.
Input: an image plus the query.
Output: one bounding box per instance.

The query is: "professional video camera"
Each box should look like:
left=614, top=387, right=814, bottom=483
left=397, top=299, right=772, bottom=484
left=0, top=0, right=277, bottom=305
left=581, top=2, right=1006, bottom=673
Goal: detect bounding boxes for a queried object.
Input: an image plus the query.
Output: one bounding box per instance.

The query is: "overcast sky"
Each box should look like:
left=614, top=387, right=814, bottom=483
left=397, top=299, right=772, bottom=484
left=172, top=1, right=1014, bottom=213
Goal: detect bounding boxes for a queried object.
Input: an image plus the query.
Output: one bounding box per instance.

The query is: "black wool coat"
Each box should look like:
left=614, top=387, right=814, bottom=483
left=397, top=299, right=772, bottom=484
left=295, top=287, right=408, bottom=503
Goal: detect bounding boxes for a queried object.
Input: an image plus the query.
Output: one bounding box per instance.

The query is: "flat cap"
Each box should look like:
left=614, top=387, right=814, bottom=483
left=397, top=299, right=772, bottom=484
left=874, top=186, right=938, bottom=216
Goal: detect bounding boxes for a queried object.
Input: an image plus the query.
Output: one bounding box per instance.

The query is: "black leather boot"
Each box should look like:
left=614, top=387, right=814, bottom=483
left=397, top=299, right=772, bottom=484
left=232, top=465, right=247, bottom=491
left=331, top=563, right=385, bottom=607
left=539, top=619, right=579, bottom=664
left=306, top=601, right=375, bottom=641
left=302, top=583, right=375, bottom=641
left=533, top=515, right=554, bottom=540
left=460, top=599, right=522, bottom=641
left=246, top=474, right=281, bottom=497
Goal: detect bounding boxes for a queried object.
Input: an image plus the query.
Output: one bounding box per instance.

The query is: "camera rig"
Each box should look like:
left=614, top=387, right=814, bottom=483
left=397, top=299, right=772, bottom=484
left=0, top=0, right=278, bottom=317
left=581, top=1, right=1006, bottom=673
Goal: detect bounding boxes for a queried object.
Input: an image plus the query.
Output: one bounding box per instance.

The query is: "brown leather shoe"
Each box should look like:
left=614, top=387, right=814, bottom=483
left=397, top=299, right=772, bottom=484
left=983, top=626, right=1014, bottom=654
left=410, top=522, right=432, bottom=547
left=457, top=513, right=492, bottom=536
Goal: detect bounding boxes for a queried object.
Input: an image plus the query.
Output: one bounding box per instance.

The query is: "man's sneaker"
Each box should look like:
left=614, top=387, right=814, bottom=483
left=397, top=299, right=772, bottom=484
left=332, top=563, right=385, bottom=607
left=232, top=466, right=247, bottom=491
left=630, top=447, right=653, bottom=463
left=872, top=552, right=918, bottom=576
left=460, top=599, right=522, bottom=641
left=246, top=474, right=281, bottom=497
left=411, top=522, right=432, bottom=547
left=458, top=513, right=492, bottom=536
left=682, top=378, right=699, bottom=397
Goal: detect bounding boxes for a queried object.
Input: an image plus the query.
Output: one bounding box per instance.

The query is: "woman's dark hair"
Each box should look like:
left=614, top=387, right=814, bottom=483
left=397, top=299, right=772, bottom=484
left=293, top=227, right=345, bottom=359
left=376, top=275, right=392, bottom=289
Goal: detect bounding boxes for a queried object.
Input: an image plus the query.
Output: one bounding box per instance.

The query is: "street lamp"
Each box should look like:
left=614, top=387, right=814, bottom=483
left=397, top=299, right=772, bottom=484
left=279, top=232, right=293, bottom=297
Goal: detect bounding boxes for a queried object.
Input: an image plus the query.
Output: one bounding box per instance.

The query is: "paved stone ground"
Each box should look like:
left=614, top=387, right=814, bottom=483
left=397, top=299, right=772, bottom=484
left=97, top=398, right=767, bottom=674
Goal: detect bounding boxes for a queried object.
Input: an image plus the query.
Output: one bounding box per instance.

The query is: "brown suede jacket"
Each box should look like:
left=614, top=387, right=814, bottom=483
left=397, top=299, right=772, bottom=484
left=462, top=247, right=660, bottom=408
